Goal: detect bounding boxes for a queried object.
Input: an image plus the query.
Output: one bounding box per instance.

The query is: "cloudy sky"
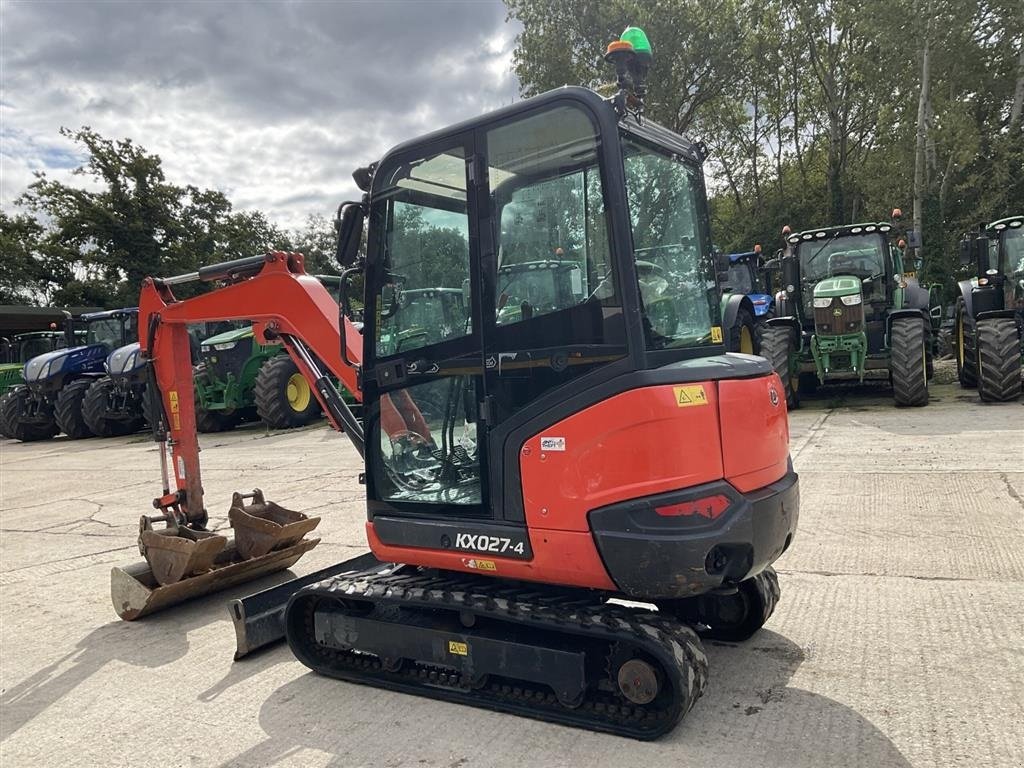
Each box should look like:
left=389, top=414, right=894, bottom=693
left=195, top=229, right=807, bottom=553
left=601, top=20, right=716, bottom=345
left=0, top=0, right=521, bottom=229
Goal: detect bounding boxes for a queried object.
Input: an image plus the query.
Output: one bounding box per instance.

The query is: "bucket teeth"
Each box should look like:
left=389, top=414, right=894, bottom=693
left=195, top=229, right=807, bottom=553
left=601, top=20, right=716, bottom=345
left=228, top=488, right=321, bottom=560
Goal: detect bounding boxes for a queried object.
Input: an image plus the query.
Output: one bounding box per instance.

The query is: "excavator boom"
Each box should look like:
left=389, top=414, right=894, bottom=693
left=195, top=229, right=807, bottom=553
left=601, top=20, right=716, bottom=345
left=112, top=251, right=364, bottom=620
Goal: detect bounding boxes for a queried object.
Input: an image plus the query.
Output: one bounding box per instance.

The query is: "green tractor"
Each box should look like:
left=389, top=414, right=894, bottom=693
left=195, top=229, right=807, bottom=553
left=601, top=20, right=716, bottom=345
left=954, top=215, right=1023, bottom=402
left=760, top=219, right=940, bottom=407
left=0, top=330, right=72, bottom=397
left=193, top=324, right=322, bottom=432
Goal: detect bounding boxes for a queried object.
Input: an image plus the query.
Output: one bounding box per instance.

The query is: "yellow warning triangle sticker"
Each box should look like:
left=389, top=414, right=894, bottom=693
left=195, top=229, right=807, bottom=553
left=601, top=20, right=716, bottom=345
left=673, top=385, right=708, bottom=408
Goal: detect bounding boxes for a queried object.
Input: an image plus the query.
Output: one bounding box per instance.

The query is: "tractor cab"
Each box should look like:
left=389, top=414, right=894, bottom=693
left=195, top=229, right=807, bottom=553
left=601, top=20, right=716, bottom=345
left=723, top=247, right=773, bottom=317
left=351, top=82, right=726, bottom=515
left=787, top=223, right=899, bottom=354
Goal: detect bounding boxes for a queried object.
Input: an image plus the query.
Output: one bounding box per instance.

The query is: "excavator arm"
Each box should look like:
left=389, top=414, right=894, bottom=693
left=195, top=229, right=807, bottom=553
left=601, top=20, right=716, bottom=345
left=139, top=251, right=364, bottom=528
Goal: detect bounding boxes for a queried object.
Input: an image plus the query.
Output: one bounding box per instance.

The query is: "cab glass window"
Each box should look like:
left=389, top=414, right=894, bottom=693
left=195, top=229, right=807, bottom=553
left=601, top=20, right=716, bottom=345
left=622, top=139, right=717, bottom=349
left=373, top=147, right=473, bottom=359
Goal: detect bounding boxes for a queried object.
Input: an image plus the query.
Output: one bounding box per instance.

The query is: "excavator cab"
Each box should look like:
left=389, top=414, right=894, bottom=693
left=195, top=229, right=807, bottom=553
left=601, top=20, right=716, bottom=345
left=355, top=85, right=796, bottom=597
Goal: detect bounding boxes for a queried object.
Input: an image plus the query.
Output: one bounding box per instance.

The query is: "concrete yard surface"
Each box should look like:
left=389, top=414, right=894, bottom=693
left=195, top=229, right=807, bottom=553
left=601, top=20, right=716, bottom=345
left=1, top=382, right=1022, bottom=767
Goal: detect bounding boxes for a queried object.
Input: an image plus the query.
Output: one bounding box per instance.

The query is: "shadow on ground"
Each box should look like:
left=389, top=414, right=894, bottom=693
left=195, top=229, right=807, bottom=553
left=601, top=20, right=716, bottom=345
left=0, top=571, right=297, bottom=741
left=222, top=629, right=911, bottom=768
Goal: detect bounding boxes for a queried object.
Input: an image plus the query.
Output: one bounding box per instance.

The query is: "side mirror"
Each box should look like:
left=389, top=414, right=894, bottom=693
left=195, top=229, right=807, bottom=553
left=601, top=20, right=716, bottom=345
left=335, top=201, right=365, bottom=269
left=714, top=251, right=730, bottom=273
left=763, top=257, right=780, bottom=271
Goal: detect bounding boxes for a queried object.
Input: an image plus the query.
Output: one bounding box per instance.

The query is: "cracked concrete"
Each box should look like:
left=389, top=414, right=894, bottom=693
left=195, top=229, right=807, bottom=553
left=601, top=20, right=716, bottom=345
left=1, top=381, right=1022, bottom=768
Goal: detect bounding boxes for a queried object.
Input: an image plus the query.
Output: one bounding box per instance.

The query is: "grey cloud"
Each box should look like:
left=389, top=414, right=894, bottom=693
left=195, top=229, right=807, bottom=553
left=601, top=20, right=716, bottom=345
left=1, top=0, right=522, bottom=227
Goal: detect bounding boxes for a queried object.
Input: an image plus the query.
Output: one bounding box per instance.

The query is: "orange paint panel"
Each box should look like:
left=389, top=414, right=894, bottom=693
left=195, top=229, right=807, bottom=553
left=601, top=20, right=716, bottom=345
left=366, top=523, right=617, bottom=591
left=520, top=385, right=724, bottom=533
left=718, top=373, right=790, bottom=493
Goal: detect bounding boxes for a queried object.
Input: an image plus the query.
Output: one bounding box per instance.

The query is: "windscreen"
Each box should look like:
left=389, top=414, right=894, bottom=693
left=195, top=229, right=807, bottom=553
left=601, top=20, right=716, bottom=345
left=797, top=234, right=886, bottom=283
left=1003, top=227, right=1024, bottom=275
left=726, top=262, right=755, bottom=294
left=85, top=318, right=123, bottom=350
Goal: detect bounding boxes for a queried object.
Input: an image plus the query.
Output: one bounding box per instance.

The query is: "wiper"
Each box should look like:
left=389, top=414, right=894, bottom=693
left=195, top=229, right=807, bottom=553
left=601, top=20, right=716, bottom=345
left=804, top=232, right=840, bottom=270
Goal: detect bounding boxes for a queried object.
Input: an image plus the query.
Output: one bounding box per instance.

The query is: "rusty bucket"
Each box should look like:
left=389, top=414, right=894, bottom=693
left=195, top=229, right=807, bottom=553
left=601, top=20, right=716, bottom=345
left=141, top=527, right=227, bottom=586
left=229, top=489, right=321, bottom=560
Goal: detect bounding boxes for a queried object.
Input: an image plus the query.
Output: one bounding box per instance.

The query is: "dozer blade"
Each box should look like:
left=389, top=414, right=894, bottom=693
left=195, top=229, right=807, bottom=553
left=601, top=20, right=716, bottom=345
left=229, top=551, right=386, bottom=660
left=111, top=537, right=319, bottom=621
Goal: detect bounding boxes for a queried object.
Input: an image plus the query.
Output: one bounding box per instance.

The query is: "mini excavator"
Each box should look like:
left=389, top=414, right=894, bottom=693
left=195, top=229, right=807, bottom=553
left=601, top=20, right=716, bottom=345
left=114, top=28, right=799, bottom=738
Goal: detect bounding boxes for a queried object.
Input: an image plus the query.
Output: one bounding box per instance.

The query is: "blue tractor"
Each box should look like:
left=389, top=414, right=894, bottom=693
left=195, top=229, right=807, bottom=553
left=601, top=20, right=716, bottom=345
left=724, top=245, right=775, bottom=319
left=0, top=309, right=138, bottom=441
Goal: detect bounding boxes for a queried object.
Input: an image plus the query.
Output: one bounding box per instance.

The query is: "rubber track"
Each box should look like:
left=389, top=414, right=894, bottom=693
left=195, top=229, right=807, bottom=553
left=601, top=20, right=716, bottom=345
left=890, top=317, right=928, bottom=407
left=758, top=325, right=797, bottom=408
left=55, top=378, right=96, bottom=439
left=976, top=318, right=1022, bottom=402
left=286, top=567, right=709, bottom=740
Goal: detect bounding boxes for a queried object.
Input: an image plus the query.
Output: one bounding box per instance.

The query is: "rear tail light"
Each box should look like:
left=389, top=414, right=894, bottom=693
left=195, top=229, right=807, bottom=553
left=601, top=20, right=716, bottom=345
left=655, top=494, right=730, bottom=520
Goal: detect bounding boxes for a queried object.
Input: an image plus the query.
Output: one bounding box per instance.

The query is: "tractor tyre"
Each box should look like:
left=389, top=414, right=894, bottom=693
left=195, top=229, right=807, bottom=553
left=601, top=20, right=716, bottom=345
left=954, top=298, right=977, bottom=388
left=890, top=317, right=929, bottom=407
left=1, top=386, right=59, bottom=442
left=0, top=390, right=15, bottom=439
left=195, top=406, right=238, bottom=433
left=758, top=325, right=798, bottom=409
left=55, top=379, right=97, bottom=439
left=658, top=567, right=781, bottom=643
left=141, top=385, right=156, bottom=429
left=82, top=377, right=142, bottom=437
left=727, top=307, right=757, bottom=355
left=976, top=318, right=1022, bottom=403
left=254, top=355, right=321, bottom=429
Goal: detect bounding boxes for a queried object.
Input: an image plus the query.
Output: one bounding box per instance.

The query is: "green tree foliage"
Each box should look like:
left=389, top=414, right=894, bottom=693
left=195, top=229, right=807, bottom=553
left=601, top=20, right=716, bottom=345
left=505, top=0, right=1024, bottom=299
left=9, top=127, right=290, bottom=308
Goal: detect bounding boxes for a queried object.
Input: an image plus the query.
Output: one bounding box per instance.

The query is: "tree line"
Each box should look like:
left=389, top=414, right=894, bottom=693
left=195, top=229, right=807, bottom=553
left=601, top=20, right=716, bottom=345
left=505, top=0, right=1023, bottom=298
left=0, top=127, right=337, bottom=308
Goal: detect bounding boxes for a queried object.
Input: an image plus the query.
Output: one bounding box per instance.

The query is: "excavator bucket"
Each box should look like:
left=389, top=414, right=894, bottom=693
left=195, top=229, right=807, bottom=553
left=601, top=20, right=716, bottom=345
left=229, top=490, right=320, bottom=559
left=111, top=489, right=321, bottom=621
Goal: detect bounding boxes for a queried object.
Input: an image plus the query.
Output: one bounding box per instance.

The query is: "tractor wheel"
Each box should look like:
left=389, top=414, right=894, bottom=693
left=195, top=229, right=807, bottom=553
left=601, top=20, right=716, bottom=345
left=658, top=567, right=781, bottom=643
left=254, top=356, right=321, bottom=429
left=727, top=307, right=757, bottom=354
left=890, top=317, right=929, bottom=407
left=82, top=377, right=142, bottom=437
left=195, top=406, right=238, bottom=433
left=976, top=318, right=1022, bottom=403
left=55, top=379, right=97, bottom=439
left=1, top=386, right=59, bottom=442
left=954, top=298, right=977, bottom=388
left=0, top=390, right=15, bottom=439
left=758, top=325, right=798, bottom=408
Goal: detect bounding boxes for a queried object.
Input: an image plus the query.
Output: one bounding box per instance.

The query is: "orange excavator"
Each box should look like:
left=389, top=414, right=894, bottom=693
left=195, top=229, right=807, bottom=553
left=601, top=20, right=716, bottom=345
left=114, top=28, right=799, bottom=739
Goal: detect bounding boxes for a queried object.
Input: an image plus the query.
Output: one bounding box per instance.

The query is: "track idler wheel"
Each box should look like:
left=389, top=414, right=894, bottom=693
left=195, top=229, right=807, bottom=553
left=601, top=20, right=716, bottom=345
left=617, top=658, right=661, bottom=705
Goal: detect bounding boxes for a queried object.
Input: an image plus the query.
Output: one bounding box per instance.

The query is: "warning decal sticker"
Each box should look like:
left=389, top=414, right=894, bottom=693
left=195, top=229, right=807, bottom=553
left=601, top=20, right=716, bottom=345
left=673, top=385, right=709, bottom=408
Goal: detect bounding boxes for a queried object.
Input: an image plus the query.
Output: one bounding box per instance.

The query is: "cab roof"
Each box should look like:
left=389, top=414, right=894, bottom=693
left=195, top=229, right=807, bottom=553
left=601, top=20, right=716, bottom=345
left=727, top=251, right=758, bottom=263
left=787, top=222, right=894, bottom=245
left=985, top=215, right=1023, bottom=234
left=372, top=85, right=704, bottom=186
left=79, top=307, right=138, bottom=321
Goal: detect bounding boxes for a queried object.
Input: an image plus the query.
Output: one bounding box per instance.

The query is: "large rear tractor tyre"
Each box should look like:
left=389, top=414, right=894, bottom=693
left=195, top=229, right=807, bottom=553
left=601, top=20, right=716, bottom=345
left=890, top=317, right=929, bottom=407
left=658, top=567, right=781, bottom=643
left=82, top=377, right=142, bottom=437
left=954, top=298, right=977, bottom=388
left=254, top=356, right=321, bottom=429
left=0, top=390, right=15, bottom=439
left=727, top=307, right=757, bottom=355
left=55, top=379, right=97, bottom=439
left=1, top=386, right=59, bottom=442
left=976, top=318, right=1022, bottom=403
left=195, top=406, right=239, bottom=433
left=758, top=325, right=799, bottom=408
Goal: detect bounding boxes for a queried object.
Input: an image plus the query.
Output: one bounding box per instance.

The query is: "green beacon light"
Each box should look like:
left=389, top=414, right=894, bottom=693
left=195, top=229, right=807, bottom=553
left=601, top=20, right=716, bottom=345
left=619, top=27, right=652, bottom=64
